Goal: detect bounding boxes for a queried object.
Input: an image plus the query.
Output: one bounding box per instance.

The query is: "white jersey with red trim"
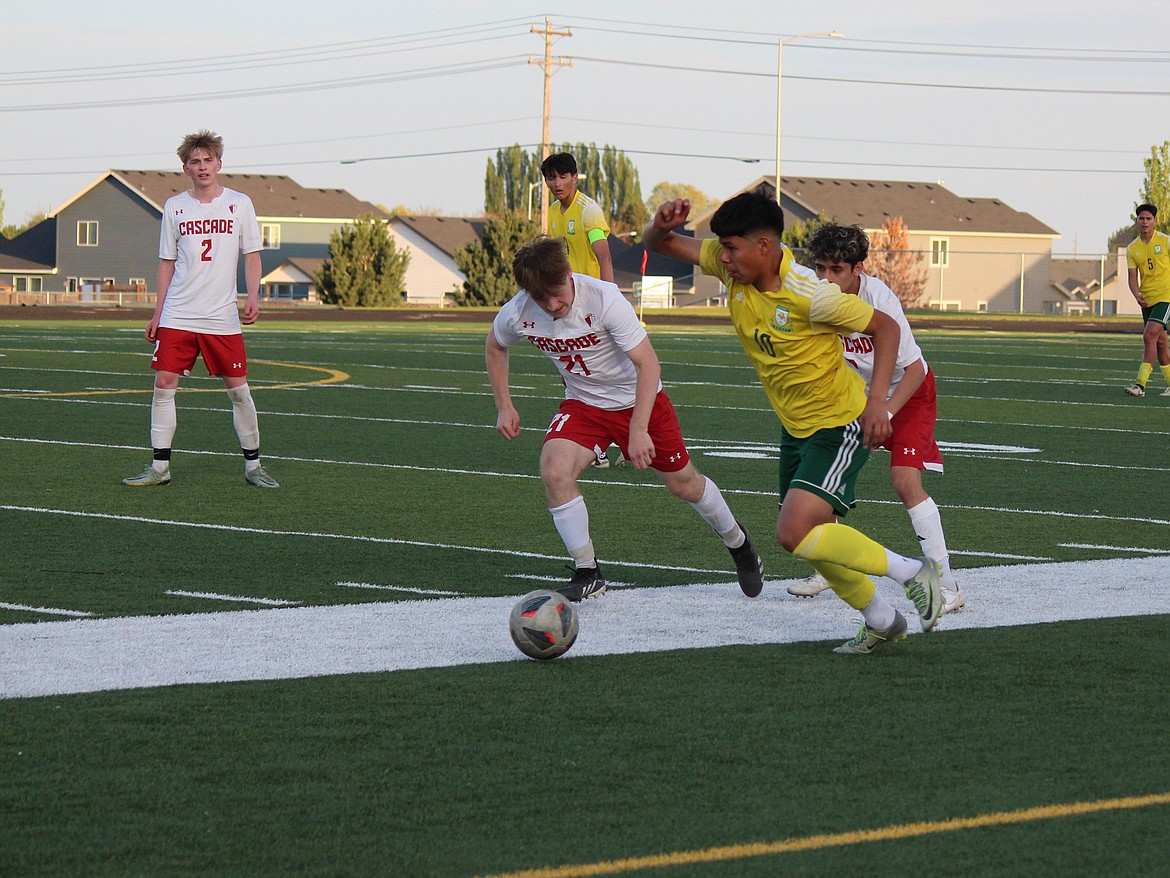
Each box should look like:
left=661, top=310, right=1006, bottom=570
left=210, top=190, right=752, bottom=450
left=840, top=273, right=927, bottom=395
left=491, top=274, right=656, bottom=410
left=158, top=188, right=261, bottom=335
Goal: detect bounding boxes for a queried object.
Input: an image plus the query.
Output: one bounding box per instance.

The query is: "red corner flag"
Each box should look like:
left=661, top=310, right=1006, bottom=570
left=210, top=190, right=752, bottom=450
left=640, top=249, right=648, bottom=276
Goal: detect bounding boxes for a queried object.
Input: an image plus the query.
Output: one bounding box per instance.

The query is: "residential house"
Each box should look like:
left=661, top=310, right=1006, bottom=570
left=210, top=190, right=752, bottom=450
left=0, top=219, right=57, bottom=298
left=387, top=215, right=485, bottom=306
left=1050, top=256, right=1119, bottom=316
left=10, top=170, right=386, bottom=299
left=690, top=176, right=1061, bottom=313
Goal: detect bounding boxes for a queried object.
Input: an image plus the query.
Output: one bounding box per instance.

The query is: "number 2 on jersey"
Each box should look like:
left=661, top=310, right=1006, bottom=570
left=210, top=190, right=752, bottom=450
left=201, top=239, right=213, bottom=262
left=558, top=354, right=591, bottom=375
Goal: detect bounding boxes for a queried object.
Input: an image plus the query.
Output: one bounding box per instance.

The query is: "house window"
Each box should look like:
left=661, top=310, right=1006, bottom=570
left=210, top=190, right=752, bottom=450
left=66, top=277, right=79, bottom=293
left=77, top=221, right=99, bottom=247
left=930, top=238, right=949, bottom=268
left=14, top=276, right=44, bottom=293
left=261, top=223, right=281, bottom=250
left=129, top=277, right=146, bottom=290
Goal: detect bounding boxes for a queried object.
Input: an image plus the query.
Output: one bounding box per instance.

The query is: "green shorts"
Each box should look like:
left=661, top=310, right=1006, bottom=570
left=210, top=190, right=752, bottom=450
left=778, top=420, right=871, bottom=516
left=1141, top=301, right=1170, bottom=327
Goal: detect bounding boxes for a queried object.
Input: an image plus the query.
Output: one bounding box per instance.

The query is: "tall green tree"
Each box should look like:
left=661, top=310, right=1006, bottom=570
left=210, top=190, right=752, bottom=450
left=454, top=213, right=539, bottom=306
left=482, top=142, right=647, bottom=233
left=1140, top=141, right=1170, bottom=234
left=315, top=214, right=410, bottom=307
left=484, top=145, right=540, bottom=217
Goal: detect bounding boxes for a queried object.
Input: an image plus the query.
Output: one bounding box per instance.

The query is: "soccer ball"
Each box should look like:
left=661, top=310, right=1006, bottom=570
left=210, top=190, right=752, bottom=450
left=508, top=590, right=579, bottom=660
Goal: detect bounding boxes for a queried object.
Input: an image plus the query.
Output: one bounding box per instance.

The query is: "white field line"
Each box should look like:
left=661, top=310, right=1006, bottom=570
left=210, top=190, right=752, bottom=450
left=2, top=555, right=1167, bottom=700
left=164, top=590, right=301, bottom=607
left=0, top=602, right=95, bottom=618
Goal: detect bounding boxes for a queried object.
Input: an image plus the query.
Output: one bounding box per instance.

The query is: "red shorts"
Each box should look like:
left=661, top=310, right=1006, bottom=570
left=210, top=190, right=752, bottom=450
left=152, top=327, right=248, bottom=378
left=544, top=390, right=691, bottom=473
left=883, top=370, right=943, bottom=472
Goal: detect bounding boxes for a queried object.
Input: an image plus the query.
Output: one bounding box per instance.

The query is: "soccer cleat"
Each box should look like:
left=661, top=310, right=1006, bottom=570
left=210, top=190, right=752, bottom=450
left=557, top=564, right=606, bottom=602
left=1125, top=383, right=1146, bottom=397
left=833, top=610, right=908, bottom=654
left=122, top=465, right=171, bottom=486
left=903, top=556, right=944, bottom=632
left=612, top=449, right=627, bottom=467
left=941, top=584, right=966, bottom=614
left=245, top=466, right=279, bottom=488
left=787, top=571, right=830, bottom=598
left=1161, top=387, right=1170, bottom=397
left=728, top=521, right=764, bottom=598
left=590, top=455, right=611, bottom=469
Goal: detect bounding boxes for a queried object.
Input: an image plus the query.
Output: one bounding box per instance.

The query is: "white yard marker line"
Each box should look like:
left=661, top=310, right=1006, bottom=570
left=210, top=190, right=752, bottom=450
left=165, top=590, right=301, bottom=607
left=0, top=602, right=95, bottom=618
left=338, top=582, right=464, bottom=596
left=1059, top=542, right=1170, bottom=555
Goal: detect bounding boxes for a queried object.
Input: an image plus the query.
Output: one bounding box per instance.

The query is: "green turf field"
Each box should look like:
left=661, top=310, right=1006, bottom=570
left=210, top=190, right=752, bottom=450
left=2, top=319, right=1169, bottom=876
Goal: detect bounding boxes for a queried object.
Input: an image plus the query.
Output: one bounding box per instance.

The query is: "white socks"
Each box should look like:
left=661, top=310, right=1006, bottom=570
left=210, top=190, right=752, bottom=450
left=907, top=497, right=955, bottom=581
left=861, top=589, right=898, bottom=631
left=687, top=477, right=744, bottom=548
left=227, top=383, right=260, bottom=452
left=550, top=495, right=595, bottom=568
left=149, top=386, right=177, bottom=458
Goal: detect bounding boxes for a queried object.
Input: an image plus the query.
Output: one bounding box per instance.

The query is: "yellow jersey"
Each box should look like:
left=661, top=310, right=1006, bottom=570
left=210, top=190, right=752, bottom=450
left=1126, top=231, right=1170, bottom=305
left=548, top=191, right=610, bottom=278
left=700, top=238, right=875, bottom=438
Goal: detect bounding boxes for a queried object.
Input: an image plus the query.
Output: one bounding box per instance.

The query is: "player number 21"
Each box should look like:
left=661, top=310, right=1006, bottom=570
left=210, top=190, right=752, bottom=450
left=558, top=354, right=591, bottom=375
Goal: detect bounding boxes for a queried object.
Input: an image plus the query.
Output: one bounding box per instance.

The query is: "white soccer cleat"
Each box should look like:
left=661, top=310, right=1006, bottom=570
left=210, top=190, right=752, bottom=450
left=122, top=465, right=171, bottom=486
left=1161, top=387, right=1170, bottom=397
left=941, top=584, right=966, bottom=614
left=787, top=571, right=830, bottom=597
left=1124, top=383, right=1146, bottom=398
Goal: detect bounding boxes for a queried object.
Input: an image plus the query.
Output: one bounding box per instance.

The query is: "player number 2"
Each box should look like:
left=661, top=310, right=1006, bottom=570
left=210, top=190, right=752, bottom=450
left=558, top=354, right=591, bottom=375
left=201, top=239, right=213, bottom=262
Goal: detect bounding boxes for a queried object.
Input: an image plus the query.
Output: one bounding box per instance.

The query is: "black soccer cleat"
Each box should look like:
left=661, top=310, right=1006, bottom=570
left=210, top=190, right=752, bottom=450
left=728, top=521, right=764, bottom=598
left=557, top=564, right=607, bottom=602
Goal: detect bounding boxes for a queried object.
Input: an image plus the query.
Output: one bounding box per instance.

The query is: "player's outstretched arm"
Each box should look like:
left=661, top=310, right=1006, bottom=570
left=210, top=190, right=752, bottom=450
left=485, top=331, right=521, bottom=440
left=643, top=200, right=702, bottom=266
left=858, top=310, right=899, bottom=448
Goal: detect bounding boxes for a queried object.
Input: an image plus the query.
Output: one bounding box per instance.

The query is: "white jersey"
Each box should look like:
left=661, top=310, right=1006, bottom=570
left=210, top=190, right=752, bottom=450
left=158, top=188, right=261, bottom=335
left=840, top=273, right=927, bottom=394
left=491, top=274, right=656, bottom=410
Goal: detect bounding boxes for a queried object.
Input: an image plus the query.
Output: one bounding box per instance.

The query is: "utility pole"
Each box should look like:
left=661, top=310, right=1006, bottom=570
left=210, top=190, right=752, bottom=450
left=529, top=17, right=572, bottom=233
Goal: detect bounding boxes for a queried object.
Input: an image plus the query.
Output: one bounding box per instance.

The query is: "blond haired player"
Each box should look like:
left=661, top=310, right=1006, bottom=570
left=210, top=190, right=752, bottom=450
left=123, top=129, right=277, bottom=489
left=1124, top=203, right=1170, bottom=397
left=644, top=191, right=944, bottom=654
left=486, top=236, right=763, bottom=602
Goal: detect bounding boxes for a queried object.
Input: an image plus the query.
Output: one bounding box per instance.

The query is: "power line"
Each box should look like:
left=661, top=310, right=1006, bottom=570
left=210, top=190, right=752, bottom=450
left=0, top=57, right=528, bottom=113
left=576, top=54, right=1170, bottom=95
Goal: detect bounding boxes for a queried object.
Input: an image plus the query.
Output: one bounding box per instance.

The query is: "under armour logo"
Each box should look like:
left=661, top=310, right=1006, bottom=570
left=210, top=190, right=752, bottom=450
left=668, top=452, right=682, bottom=463
left=233, top=362, right=243, bottom=369
left=522, top=321, right=535, bottom=329
left=905, top=448, right=917, bottom=455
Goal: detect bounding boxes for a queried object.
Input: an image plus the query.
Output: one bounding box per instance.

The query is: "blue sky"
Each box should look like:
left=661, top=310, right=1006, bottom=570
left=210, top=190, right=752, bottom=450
left=1, top=1, right=1160, bottom=254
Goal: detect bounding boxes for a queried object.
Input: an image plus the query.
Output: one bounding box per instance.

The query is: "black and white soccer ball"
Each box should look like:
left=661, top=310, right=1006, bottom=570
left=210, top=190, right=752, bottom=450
left=508, top=590, right=579, bottom=660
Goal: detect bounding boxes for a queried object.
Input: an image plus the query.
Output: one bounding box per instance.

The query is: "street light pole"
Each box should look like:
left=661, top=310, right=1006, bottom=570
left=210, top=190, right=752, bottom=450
left=776, top=31, right=843, bottom=206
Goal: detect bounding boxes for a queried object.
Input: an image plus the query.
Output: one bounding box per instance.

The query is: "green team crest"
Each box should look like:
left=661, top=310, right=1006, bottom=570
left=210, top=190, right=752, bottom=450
left=771, top=305, right=790, bottom=332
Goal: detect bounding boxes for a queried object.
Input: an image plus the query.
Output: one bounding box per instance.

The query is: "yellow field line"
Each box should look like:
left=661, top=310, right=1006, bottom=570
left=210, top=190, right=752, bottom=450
left=479, top=792, right=1170, bottom=878
left=0, top=359, right=349, bottom=398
